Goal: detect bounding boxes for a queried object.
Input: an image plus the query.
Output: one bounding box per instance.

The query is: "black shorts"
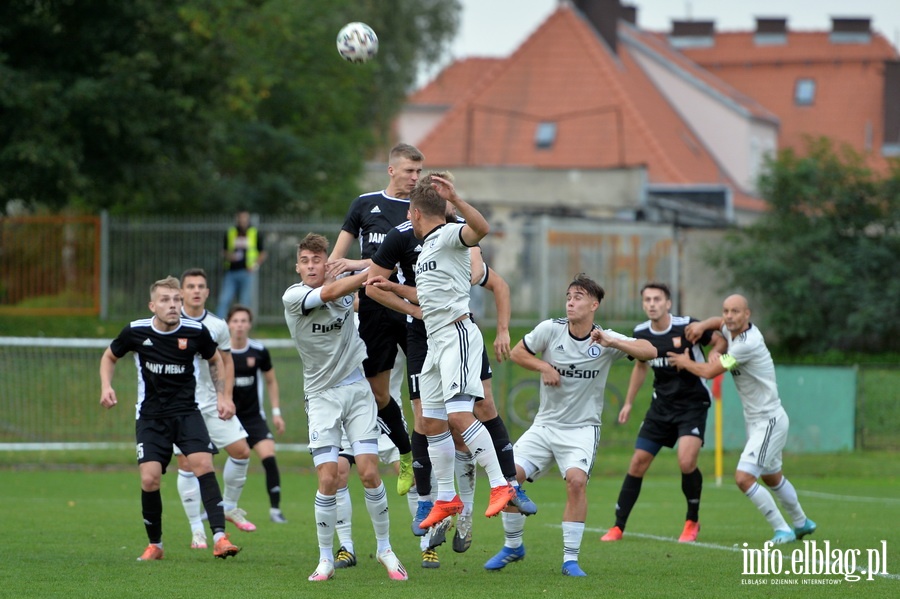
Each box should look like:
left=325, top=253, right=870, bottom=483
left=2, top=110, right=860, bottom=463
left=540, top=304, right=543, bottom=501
left=406, top=319, right=492, bottom=401
left=238, top=412, right=274, bottom=448
left=358, top=307, right=407, bottom=377
left=636, top=405, right=709, bottom=449
left=136, top=411, right=214, bottom=473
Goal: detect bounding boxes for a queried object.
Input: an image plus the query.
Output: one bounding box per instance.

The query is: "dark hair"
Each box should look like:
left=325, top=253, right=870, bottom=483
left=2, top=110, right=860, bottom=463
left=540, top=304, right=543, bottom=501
left=227, top=304, right=253, bottom=323
left=180, top=268, right=208, bottom=285
left=389, top=143, right=424, bottom=163
left=298, top=232, right=329, bottom=255
left=409, top=183, right=446, bottom=219
left=640, top=282, right=671, bottom=300
left=568, top=273, right=605, bottom=303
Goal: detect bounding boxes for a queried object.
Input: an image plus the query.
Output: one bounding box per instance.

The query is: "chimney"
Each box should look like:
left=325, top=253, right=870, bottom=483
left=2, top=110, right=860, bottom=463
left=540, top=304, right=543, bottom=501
left=669, top=20, right=715, bottom=49
left=573, top=0, right=623, bottom=53
left=754, top=17, right=787, bottom=46
left=830, top=17, right=872, bottom=44
left=621, top=4, right=637, bottom=26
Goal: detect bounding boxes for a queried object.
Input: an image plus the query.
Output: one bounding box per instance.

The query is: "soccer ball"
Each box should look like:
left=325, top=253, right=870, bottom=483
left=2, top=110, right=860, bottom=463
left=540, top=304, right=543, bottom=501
left=336, top=22, right=378, bottom=64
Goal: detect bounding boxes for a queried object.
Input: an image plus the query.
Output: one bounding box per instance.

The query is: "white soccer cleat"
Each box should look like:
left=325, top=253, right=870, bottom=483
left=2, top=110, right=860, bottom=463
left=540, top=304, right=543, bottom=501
left=224, top=507, right=257, bottom=532
left=308, top=559, right=335, bottom=582
left=190, top=529, right=208, bottom=549
left=377, top=548, right=409, bottom=581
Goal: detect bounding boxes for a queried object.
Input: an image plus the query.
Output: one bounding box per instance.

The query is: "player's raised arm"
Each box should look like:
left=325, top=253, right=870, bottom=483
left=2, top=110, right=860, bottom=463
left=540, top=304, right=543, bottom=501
left=430, top=174, right=488, bottom=246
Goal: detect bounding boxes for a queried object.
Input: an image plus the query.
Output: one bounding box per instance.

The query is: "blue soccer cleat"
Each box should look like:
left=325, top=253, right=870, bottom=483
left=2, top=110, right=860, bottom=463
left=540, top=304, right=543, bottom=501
left=412, top=500, right=433, bottom=537
left=794, top=518, right=817, bottom=540
left=509, top=485, right=538, bottom=516
left=562, top=560, right=587, bottom=577
left=484, top=545, right=526, bottom=571
left=770, top=529, right=797, bottom=545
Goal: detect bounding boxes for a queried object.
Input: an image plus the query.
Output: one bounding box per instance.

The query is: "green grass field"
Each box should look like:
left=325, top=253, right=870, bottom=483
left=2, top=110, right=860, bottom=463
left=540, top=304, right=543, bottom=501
left=2, top=449, right=898, bottom=598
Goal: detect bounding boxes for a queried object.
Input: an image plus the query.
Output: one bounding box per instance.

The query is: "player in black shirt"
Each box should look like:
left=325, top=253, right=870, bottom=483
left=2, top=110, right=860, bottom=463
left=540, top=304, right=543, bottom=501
left=99, top=276, right=240, bottom=561
left=600, top=282, right=724, bottom=544
left=325, top=143, right=424, bottom=495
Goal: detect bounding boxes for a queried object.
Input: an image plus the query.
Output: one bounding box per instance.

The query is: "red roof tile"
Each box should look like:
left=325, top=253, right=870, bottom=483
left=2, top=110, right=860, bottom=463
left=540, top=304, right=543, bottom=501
left=410, top=58, right=503, bottom=106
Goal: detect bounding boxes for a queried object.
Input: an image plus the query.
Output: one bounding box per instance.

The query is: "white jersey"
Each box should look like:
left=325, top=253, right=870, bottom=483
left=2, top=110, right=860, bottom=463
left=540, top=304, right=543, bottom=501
left=415, top=222, right=473, bottom=335
left=283, top=282, right=367, bottom=395
left=522, top=318, right=633, bottom=428
left=181, top=309, right=230, bottom=411
left=719, top=323, right=782, bottom=422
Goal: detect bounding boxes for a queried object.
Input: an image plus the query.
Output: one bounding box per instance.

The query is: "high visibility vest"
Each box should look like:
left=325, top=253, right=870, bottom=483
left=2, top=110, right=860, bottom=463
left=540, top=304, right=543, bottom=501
left=225, top=226, right=259, bottom=269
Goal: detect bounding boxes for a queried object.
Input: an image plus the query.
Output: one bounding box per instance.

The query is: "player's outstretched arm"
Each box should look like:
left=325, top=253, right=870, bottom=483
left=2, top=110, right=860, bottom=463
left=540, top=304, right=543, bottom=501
left=591, top=329, right=657, bottom=361
left=99, top=348, right=119, bottom=409
left=320, top=270, right=368, bottom=303
left=667, top=347, right=727, bottom=379
left=510, top=340, right=561, bottom=387
left=685, top=317, right=723, bottom=343
left=430, top=175, right=489, bottom=245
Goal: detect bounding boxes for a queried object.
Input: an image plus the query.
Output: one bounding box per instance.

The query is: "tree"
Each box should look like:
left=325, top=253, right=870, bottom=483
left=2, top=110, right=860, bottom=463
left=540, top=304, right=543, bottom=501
left=714, top=138, right=900, bottom=353
left=0, top=0, right=460, bottom=216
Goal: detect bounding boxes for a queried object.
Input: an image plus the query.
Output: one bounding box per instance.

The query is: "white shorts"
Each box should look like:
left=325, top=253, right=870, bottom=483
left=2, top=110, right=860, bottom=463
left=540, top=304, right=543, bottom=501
left=513, top=424, right=601, bottom=481
left=420, top=318, right=484, bottom=413
left=738, top=406, right=789, bottom=477
left=306, top=378, right=379, bottom=451
left=174, top=408, right=247, bottom=455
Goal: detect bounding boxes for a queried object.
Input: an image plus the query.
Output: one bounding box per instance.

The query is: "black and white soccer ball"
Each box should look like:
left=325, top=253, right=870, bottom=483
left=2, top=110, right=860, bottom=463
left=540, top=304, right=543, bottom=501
left=336, top=22, right=378, bottom=64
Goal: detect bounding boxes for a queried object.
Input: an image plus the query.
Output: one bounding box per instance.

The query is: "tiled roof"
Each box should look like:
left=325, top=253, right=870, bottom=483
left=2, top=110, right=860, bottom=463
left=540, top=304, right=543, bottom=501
left=409, top=58, right=503, bottom=106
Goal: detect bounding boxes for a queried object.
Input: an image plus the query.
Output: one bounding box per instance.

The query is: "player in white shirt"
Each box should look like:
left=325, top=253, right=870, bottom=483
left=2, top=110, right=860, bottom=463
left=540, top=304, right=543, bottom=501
left=283, top=233, right=407, bottom=583
left=669, top=294, right=817, bottom=545
left=386, top=174, right=516, bottom=534
left=174, top=269, right=256, bottom=550
left=485, top=273, right=656, bottom=577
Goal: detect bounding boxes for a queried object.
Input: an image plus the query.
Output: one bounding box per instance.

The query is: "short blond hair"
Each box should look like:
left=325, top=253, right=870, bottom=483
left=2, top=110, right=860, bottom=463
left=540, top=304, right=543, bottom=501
left=150, top=276, right=181, bottom=300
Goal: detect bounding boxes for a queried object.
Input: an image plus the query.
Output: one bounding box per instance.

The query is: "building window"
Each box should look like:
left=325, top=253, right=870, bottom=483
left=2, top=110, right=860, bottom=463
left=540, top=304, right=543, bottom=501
left=535, top=122, right=557, bottom=149
left=795, top=79, right=815, bottom=106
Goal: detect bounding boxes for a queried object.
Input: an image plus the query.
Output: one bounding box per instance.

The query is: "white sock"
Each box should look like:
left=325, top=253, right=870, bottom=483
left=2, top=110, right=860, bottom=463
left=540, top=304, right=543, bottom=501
left=562, top=521, right=584, bottom=563
left=335, top=486, right=353, bottom=553
left=222, top=456, right=249, bottom=510
left=314, top=492, right=336, bottom=561
left=770, top=477, right=807, bottom=528
left=427, top=431, right=457, bottom=502
left=406, top=486, right=420, bottom=519
left=177, top=470, right=204, bottom=531
left=455, top=450, right=477, bottom=511
left=364, top=482, right=391, bottom=553
left=501, top=511, right=526, bottom=548
left=746, top=482, right=790, bottom=532
left=461, top=420, right=506, bottom=487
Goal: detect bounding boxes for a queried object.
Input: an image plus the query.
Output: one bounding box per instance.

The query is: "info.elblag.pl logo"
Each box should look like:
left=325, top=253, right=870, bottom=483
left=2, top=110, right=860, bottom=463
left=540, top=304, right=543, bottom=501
left=741, top=540, right=889, bottom=585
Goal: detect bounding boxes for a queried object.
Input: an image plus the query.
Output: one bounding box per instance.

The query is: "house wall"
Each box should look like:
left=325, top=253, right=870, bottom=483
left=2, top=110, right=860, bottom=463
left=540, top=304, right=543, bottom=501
left=394, top=106, right=448, bottom=147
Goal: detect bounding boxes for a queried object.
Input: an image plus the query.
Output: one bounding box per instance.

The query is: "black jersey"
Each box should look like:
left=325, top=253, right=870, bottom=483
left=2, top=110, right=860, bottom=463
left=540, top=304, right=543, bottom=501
left=231, top=339, right=273, bottom=419
left=342, top=190, right=410, bottom=311
left=371, top=220, right=420, bottom=287
left=109, top=317, right=218, bottom=419
left=634, top=315, right=713, bottom=411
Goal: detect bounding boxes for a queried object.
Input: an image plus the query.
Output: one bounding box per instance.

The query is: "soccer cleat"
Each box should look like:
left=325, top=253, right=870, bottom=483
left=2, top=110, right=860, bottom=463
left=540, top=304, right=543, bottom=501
left=601, top=526, right=623, bottom=541
left=136, top=544, right=163, bottom=561
left=412, top=500, right=433, bottom=537
left=397, top=453, right=414, bottom=496
left=485, top=484, right=516, bottom=518
left=334, top=546, right=357, bottom=569
left=562, top=560, right=587, bottom=577
left=190, top=529, right=208, bottom=549
left=794, top=518, right=817, bottom=540
left=213, top=534, right=241, bottom=559
left=225, top=507, right=257, bottom=532
left=453, top=513, right=473, bottom=553
left=678, top=520, right=700, bottom=543
left=419, top=495, right=463, bottom=530
left=428, top=517, right=452, bottom=549
left=509, top=485, right=538, bottom=516
left=770, top=529, right=797, bottom=545
left=270, top=509, right=288, bottom=524
left=376, top=548, right=409, bottom=581
left=308, top=559, right=335, bottom=582
left=484, top=545, right=525, bottom=570
left=421, top=547, right=440, bottom=569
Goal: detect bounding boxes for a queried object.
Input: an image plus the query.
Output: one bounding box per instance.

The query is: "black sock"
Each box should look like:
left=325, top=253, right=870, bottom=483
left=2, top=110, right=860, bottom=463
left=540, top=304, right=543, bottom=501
left=262, top=456, right=281, bottom=510
left=197, top=471, right=226, bottom=535
left=614, top=474, right=643, bottom=530
left=682, top=468, right=703, bottom=522
left=483, top=415, right=517, bottom=481
left=141, top=489, right=163, bottom=544
left=377, top=398, right=411, bottom=454
left=411, top=430, right=432, bottom=496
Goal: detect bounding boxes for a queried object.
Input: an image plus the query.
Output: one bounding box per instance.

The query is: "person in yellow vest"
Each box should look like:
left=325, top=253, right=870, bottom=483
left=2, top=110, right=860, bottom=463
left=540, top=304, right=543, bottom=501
left=218, top=210, right=266, bottom=317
